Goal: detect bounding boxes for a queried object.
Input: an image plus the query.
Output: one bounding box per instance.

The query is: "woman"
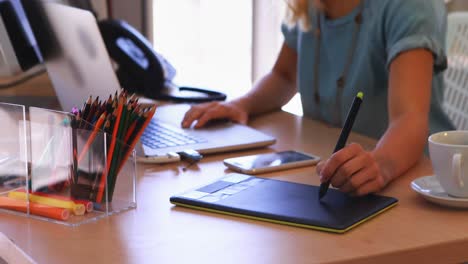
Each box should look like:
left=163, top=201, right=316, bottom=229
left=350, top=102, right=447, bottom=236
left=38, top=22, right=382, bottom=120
left=181, top=0, right=454, bottom=196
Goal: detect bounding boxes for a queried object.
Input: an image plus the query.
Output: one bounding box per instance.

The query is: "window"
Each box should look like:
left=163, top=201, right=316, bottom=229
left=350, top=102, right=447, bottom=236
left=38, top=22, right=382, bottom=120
left=152, top=0, right=303, bottom=115
left=153, top=0, right=252, bottom=98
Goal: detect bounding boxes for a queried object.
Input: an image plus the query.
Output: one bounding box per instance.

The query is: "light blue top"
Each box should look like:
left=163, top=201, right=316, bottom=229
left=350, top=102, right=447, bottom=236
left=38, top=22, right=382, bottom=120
left=282, top=0, right=455, bottom=139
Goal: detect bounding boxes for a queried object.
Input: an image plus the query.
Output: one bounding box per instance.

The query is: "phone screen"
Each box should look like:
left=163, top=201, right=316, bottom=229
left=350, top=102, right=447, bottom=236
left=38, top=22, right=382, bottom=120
left=229, top=151, right=316, bottom=170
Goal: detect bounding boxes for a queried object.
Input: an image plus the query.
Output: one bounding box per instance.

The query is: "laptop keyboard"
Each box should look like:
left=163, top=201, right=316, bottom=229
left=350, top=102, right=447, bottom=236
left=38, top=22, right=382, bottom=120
left=141, top=121, right=207, bottom=149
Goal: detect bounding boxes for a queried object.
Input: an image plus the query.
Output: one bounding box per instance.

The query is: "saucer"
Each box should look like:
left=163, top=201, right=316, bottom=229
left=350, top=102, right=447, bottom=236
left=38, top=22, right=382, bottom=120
left=410, top=175, right=468, bottom=209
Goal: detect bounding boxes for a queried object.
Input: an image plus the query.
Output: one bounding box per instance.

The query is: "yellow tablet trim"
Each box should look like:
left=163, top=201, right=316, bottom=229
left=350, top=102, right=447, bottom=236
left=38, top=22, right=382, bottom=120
left=171, top=201, right=398, bottom=234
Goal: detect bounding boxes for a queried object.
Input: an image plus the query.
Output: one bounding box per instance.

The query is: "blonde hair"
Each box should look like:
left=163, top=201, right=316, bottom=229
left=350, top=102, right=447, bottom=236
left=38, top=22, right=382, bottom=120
left=283, top=0, right=323, bottom=31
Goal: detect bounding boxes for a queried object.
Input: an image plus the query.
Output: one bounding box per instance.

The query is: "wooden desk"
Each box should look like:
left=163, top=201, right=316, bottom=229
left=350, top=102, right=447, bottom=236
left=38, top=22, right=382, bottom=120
left=0, top=72, right=60, bottom=110
left=1, top=76, right=468, bottom=263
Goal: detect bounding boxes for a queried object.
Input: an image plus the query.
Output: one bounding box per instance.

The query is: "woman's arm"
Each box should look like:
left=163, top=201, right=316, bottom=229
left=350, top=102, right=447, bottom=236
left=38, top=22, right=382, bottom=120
left=235, top=42, right=298, bottom=115
left=372, top=48, right=433, bottom=186
left=317, top=48, right=433, bottom=195
left=182, top=43, right=298, bottom=128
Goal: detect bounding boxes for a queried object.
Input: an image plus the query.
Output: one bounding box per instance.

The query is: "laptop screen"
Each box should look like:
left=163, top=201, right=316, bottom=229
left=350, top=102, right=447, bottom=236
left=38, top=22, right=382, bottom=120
left=21, top=0, right=119, bottom=112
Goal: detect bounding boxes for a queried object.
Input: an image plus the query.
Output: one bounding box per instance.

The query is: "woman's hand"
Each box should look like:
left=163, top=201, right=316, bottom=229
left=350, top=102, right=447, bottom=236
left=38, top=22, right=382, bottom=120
left=181, top=101, right=249, bottom=128
left=316, top=143, right=390, bottom=196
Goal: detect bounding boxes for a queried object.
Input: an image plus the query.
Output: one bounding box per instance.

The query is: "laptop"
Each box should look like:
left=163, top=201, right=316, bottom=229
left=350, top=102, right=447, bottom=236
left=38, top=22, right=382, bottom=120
left=25, top=2, right=276, bottom=162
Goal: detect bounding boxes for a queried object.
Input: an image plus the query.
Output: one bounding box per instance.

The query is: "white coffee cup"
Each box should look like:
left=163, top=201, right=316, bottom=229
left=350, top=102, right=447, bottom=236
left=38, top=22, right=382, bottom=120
left=428, top=130, right=468, bottom=198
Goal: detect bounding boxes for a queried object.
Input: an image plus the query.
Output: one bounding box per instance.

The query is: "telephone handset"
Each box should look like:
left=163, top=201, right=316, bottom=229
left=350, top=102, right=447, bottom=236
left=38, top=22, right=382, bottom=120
left=98, top=19, right=226, bottom=103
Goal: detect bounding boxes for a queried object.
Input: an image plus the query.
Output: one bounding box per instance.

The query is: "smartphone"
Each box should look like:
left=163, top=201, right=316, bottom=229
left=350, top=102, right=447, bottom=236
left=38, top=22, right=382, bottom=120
left=223, top=150, right=320, bottom=174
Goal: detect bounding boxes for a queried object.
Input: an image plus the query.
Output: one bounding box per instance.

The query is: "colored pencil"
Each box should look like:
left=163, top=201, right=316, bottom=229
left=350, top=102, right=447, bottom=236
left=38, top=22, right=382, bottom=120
left=96, top=96, right=124, bottom=203
left=116, top=106, right=156, bottom=175
left=16, top=190, right=94, bottom=213
left=77, top=112, right=107, bottom=163
left=8, top=191, right=85, bottom=216
left=71, top=92, right=156, bottom=204
left=0, top=196, right=70, bottom=221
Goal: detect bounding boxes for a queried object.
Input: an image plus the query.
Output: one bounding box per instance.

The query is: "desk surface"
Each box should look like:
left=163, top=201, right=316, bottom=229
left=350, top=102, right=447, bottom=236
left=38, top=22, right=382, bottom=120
left=1, top=75, right=468, bottom=264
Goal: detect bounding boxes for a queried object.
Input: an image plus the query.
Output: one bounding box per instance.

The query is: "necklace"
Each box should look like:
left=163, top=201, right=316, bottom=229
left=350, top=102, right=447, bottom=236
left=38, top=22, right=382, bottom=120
left=312, top=2, right=364, bottom=125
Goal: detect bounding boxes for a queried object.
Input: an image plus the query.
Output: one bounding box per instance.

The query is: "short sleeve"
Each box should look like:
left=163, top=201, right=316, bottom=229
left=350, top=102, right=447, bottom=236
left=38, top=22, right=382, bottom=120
left=384, top=0, right=447, bottom=73
left=281, top=23, right=299, bottom=51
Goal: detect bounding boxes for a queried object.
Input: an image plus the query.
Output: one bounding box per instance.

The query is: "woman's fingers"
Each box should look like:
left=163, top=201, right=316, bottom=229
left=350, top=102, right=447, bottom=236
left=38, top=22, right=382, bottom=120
left=181, top=102, right=248, bottom=128
left=181, top=102, right=216, bottom=128
left=338, top=166, right=374, bottom=193
left=351, top=176, right=386, bottom=196
left=195, top=106, right=230, bottom=128
left=329, top=153, right=367, bottom=189
left=319, top=143, right=362, bottom=183
left=317, top=143, right=389, bottom=196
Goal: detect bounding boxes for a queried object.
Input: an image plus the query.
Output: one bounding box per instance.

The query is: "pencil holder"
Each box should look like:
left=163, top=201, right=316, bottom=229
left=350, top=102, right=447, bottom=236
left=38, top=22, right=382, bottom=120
left=0, top=103, right=30, bottom=219
left=0, top=106, right=136, bottom=226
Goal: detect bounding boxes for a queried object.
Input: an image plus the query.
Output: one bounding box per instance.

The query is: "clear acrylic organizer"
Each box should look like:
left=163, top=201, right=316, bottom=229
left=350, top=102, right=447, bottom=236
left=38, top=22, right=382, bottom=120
left=0, top=103, right=29, bottom=219
left=0, top=104, right=136, bottom=226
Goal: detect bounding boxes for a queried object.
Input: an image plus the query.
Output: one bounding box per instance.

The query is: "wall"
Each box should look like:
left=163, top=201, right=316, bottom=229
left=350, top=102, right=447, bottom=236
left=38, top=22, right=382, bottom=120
left=447, top=0, right=468, bottom=12
left=89, top=0, right=108, bottom=20
left=252, top=0, right=284, bottom=83
left=109, top=0, right=152, bottom=40
left=66, top=0, right=152, bottom=40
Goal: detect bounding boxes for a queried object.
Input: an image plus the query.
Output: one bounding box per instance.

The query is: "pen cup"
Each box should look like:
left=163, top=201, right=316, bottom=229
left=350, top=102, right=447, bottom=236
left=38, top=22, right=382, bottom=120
left=0, top=106, right=137, bottom=226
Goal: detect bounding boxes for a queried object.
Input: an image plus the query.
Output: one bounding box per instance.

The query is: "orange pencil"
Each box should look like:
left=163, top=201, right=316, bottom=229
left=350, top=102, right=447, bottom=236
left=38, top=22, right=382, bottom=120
left=77, top=112, right=107, bottom=163
left=117, top=105, right=156, bottom=175
left=8, top=191, right=85, bottom=216
left=123, top=104, right=141, bottom=141
left=96, top=96, right=124, bottom=203
left=0, top=196, right=70, bottom=221
left=123, top=112, right=142, bottom=143
left=123, top=119, right=137, bottom=142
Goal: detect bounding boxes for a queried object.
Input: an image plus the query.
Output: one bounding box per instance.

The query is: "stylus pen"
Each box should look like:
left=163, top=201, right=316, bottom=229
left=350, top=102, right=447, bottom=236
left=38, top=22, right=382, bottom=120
left=318, top=92, right=364, bottom=200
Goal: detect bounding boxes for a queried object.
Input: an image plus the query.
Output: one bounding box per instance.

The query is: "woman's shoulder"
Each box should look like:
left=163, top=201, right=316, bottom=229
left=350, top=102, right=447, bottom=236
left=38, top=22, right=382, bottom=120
left=366, top=0, right=446, bottom=30
left=368, top=0, right=445, bottom=17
